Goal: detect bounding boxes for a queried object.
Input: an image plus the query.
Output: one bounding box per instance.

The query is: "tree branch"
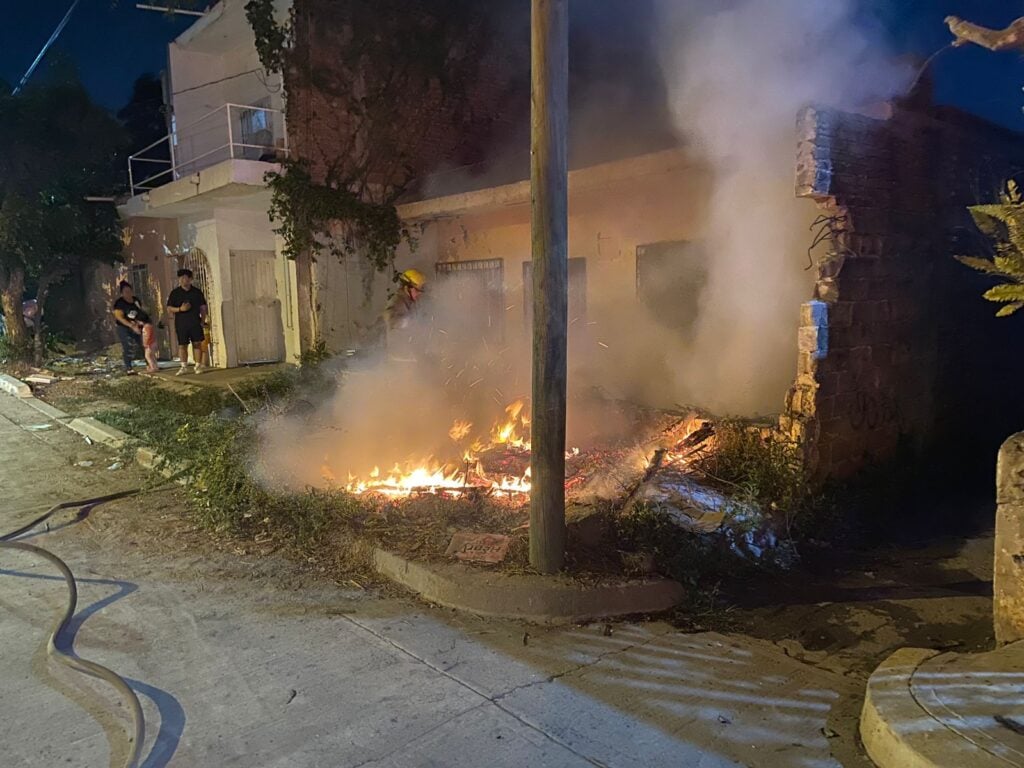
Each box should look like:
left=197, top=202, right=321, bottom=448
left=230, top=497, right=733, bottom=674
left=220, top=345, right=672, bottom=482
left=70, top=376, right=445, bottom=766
left=946, top=15, right=1024, bottom=52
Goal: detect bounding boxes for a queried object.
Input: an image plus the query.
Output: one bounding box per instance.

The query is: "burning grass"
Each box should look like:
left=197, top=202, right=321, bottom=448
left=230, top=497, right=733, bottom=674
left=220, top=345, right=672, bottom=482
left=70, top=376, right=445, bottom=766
left=84, top=370, right=811, bottom=589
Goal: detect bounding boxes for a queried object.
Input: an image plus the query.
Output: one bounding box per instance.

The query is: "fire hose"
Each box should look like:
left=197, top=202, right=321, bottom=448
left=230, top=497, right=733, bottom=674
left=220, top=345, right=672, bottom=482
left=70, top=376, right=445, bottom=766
left=0, top=488, right=153, bottom=768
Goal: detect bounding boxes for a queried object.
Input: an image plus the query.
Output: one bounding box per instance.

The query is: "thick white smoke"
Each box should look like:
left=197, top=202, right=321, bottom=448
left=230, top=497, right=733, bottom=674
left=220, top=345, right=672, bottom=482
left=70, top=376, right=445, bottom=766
left=654, top=0, right=912, bottom=413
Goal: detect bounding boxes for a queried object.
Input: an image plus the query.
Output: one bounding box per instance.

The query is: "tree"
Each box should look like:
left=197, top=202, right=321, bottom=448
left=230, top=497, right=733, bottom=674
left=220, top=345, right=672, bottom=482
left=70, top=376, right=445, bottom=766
left=118, top=73, right=168, bottom=159
left=0, top=74, right=125, bottom=364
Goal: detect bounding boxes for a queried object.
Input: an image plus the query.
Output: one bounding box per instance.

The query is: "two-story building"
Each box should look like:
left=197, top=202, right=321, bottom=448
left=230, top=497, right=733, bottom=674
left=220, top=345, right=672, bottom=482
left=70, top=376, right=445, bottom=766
left=118, top=0, right=297, bottom=368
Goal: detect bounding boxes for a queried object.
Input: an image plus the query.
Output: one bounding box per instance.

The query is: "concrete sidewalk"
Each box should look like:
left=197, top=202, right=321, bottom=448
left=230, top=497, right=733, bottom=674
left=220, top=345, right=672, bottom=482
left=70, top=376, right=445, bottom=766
left=862, top=642, right=1024, bottom=767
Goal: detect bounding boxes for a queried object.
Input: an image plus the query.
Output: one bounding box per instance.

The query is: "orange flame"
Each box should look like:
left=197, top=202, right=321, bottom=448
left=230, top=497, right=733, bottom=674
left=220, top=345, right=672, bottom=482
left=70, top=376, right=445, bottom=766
left=326, top=398, right=536, bottom=500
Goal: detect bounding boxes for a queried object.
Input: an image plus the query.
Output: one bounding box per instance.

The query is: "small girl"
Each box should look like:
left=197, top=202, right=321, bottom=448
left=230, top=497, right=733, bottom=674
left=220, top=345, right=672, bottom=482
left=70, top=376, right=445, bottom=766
left=140, top=317, right=160, bottom=373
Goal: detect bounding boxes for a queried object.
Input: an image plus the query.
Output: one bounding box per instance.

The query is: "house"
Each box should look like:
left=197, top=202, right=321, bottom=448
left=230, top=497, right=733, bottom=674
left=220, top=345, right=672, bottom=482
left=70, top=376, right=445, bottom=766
left=116, top=0, right=1024, bottom=483
left=118, top=0, right=298, bottom=368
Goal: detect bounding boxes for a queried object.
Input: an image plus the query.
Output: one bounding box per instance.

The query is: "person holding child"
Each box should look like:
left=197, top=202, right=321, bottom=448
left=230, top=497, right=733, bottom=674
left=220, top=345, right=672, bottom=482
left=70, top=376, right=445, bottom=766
left=112, top=280, right=159, bottom=374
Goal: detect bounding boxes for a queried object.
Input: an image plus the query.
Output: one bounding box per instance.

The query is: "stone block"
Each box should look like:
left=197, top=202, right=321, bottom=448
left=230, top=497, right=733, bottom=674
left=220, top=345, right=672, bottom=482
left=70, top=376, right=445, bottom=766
left=794, top=323, right=827, bottom=362
left=995, top=432, right=1024, bottom=646
left=815, top=278, right=840, bottom=303
left=800, top=300, right=829, bottom=328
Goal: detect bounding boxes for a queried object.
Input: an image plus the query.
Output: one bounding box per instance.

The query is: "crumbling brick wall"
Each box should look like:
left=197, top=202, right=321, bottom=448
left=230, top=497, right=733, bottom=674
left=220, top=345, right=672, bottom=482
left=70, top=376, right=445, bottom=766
left=784, top=102, right=1024, bottom=480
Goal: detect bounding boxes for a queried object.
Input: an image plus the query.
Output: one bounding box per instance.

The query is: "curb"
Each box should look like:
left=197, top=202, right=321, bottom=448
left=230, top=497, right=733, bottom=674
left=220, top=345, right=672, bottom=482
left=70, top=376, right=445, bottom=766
left=67, top=417, right=131, bottom=448
left=21, top=396, right=72, bottom=422
left=860, top=647, right=1011, bottom=768
left=373, top=548, right=685, bottom=624
left=0, top=373, right=32, bottom=398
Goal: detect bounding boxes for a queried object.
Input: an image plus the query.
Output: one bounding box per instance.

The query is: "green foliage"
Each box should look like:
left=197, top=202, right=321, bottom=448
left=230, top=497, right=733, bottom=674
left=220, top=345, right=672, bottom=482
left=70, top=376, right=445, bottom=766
left=266, top=160, right=406, bottom=271
left=615, top=503, right=728, bottom=590
left=298, top=336, right=332, bottom=366
left=246, top=0, right=491, bottom=276
left=0, top=72, right=126, bottom=360
left=694, top=420, right=813, bottom=529
left=245, top=0, right=291, bottom=73
left=97, top=375, right=339, bottom=541
left=957, top=180, right=1024, bottom=316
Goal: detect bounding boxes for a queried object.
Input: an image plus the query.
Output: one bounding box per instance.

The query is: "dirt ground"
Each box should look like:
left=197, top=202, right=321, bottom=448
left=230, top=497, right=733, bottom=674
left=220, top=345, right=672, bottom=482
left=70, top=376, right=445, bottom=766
left=76, top=484, right=993, bottom=766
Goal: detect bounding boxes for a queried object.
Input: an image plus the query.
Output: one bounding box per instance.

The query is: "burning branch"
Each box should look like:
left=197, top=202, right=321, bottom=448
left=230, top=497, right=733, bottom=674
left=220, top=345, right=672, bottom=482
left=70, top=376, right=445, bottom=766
left=946, top=15, right=1024, bottom=53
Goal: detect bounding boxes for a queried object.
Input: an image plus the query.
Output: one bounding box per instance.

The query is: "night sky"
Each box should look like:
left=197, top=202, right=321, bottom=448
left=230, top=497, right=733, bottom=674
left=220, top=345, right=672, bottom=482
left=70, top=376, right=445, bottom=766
left=3, top=1, right=1024, bottom=129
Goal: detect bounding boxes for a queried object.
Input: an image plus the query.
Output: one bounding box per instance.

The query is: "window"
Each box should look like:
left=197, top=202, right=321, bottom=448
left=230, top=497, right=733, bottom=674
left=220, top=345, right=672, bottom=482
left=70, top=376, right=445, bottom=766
left=522, top=257, right=588, bottom=327
left=636, top=241, right=706, bottom=340
left=128, top=263, right=150, bottom=293
left=434, top=258, right=505, bottom=344
left=238, top=100, right=273, bottom=160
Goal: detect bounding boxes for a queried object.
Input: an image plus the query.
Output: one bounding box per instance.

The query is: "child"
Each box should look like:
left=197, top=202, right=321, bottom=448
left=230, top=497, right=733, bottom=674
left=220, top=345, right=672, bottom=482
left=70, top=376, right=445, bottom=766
left=197, top=320, right=212, bottom=372
left=140, top=318, right=160, bottom=373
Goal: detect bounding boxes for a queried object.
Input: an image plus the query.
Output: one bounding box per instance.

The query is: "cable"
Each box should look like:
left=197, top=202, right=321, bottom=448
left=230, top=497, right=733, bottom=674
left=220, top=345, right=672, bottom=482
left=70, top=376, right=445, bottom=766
left=0, top=487, right=174, bottom=768
left=13, top=0, right=82, bottom=95
left=171, top=68, right=263, bottom=96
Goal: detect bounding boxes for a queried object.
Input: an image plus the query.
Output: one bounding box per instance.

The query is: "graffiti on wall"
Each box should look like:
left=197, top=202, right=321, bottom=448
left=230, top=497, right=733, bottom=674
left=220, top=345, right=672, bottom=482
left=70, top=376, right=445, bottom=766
left=848, top=390, right=905, bottom=432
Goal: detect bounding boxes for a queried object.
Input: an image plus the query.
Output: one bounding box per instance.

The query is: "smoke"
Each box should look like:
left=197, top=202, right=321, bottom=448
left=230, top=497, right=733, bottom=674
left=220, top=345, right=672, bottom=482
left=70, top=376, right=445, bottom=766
left=651, top=0, right=912, bottom=413
left=257, top=0, right=914, bottom=490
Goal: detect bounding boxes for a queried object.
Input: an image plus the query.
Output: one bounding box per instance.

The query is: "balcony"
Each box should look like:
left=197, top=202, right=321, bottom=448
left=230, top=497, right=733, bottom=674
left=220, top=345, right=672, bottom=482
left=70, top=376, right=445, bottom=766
left=128, top=103, right=288, bottom=197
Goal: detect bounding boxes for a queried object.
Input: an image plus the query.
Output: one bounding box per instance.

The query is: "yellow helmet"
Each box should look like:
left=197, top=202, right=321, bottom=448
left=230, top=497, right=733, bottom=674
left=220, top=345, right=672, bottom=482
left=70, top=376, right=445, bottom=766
left=398, top=268, right=427, bottom=290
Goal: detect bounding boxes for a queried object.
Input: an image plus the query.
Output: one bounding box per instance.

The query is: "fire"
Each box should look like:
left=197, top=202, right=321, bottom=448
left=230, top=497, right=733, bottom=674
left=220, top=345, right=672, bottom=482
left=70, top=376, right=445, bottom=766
left=333, top=459, right=531, bottom=499
left=449, top=420, right=473, bottom=442
left=489, top=399, right=530, bottom=450
left=324, top=399, right=534, bottom=500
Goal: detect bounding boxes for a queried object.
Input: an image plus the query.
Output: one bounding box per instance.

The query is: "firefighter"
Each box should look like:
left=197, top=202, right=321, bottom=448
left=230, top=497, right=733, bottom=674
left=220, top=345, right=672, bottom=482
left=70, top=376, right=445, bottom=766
left=384, top=269, right=427, bottom=330
left=381, top=268, right=427, bottom=360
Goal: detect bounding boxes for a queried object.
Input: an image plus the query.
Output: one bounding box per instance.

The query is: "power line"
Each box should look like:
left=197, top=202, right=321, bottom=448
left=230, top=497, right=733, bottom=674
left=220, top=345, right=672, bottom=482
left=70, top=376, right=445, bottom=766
left=13, top=0, right=82, bottom=95
left=171, top=68, right=264, bottom=96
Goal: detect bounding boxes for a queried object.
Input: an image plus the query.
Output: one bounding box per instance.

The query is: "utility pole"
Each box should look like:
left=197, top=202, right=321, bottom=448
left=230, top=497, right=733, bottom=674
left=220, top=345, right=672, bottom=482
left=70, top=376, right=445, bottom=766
left=529, top=0, right=568, bottom=574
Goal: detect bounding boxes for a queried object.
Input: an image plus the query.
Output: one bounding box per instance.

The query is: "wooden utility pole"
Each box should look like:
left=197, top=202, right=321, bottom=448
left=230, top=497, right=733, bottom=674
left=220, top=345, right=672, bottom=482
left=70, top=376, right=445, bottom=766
left=529, top=0, right=568, bottom=574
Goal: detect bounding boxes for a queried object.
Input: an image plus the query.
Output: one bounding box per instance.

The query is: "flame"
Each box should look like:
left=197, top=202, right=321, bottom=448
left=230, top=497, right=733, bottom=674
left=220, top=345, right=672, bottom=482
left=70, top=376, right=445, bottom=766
left=319, top=399, right=602, bottom=501
left=489, top=398, right=530, bottom=450
left=326, top=458, right=531, bottom=499
left=449, top=419, right=473, bottom=442
left=328, top=398, right=535, bottom=500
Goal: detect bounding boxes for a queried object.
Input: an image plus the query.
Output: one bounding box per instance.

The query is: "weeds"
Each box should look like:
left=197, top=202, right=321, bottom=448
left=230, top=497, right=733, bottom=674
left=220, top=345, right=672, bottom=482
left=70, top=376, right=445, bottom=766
left=694, top=419, right=814, bottom=533
left=96, top=372, right=341, bottom=543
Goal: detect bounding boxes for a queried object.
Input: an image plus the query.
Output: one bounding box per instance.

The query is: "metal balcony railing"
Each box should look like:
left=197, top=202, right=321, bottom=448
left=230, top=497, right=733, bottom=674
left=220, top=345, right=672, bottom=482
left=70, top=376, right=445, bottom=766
left=128, top=103, right=288, bottom=197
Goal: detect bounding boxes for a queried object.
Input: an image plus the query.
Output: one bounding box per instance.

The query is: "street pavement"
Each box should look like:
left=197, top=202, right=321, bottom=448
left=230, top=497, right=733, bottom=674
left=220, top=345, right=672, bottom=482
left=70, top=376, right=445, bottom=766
left=0, top=393, right=860, bottom=767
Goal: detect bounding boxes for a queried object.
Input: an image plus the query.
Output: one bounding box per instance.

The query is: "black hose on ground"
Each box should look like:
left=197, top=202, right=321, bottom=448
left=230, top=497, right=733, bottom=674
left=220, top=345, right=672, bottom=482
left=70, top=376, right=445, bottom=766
left=1, top=489, right=151, bottom=768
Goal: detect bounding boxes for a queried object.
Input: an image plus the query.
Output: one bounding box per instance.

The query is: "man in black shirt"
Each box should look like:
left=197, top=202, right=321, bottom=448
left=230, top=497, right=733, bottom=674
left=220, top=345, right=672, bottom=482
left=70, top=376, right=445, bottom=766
left=167, top=268, right=209, bottom=375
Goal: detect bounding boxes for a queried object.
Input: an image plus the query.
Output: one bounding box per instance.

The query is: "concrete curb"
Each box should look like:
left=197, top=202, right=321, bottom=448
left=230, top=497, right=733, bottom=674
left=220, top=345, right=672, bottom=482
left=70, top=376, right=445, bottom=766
left=373, top=548, right=686, bottom=624
left=0, top=373, right=32, bottom=398
left=860, top=647, right=1012, bottom=768
left=21, top=396, right=72, bottom=422
left=67, top=417, right=130, bottom=448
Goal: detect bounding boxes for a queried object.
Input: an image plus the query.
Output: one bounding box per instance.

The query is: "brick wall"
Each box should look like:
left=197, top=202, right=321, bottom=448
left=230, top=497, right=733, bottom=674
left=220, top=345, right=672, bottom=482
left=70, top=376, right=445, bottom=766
left=784, top=101, right=1024, bottom=480
left=286, top=0, right=520, bottom=189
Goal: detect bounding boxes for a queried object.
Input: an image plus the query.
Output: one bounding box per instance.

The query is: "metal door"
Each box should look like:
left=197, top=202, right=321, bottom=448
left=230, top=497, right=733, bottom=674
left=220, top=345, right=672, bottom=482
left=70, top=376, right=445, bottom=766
left=230, top=250, right=284, bottom=364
